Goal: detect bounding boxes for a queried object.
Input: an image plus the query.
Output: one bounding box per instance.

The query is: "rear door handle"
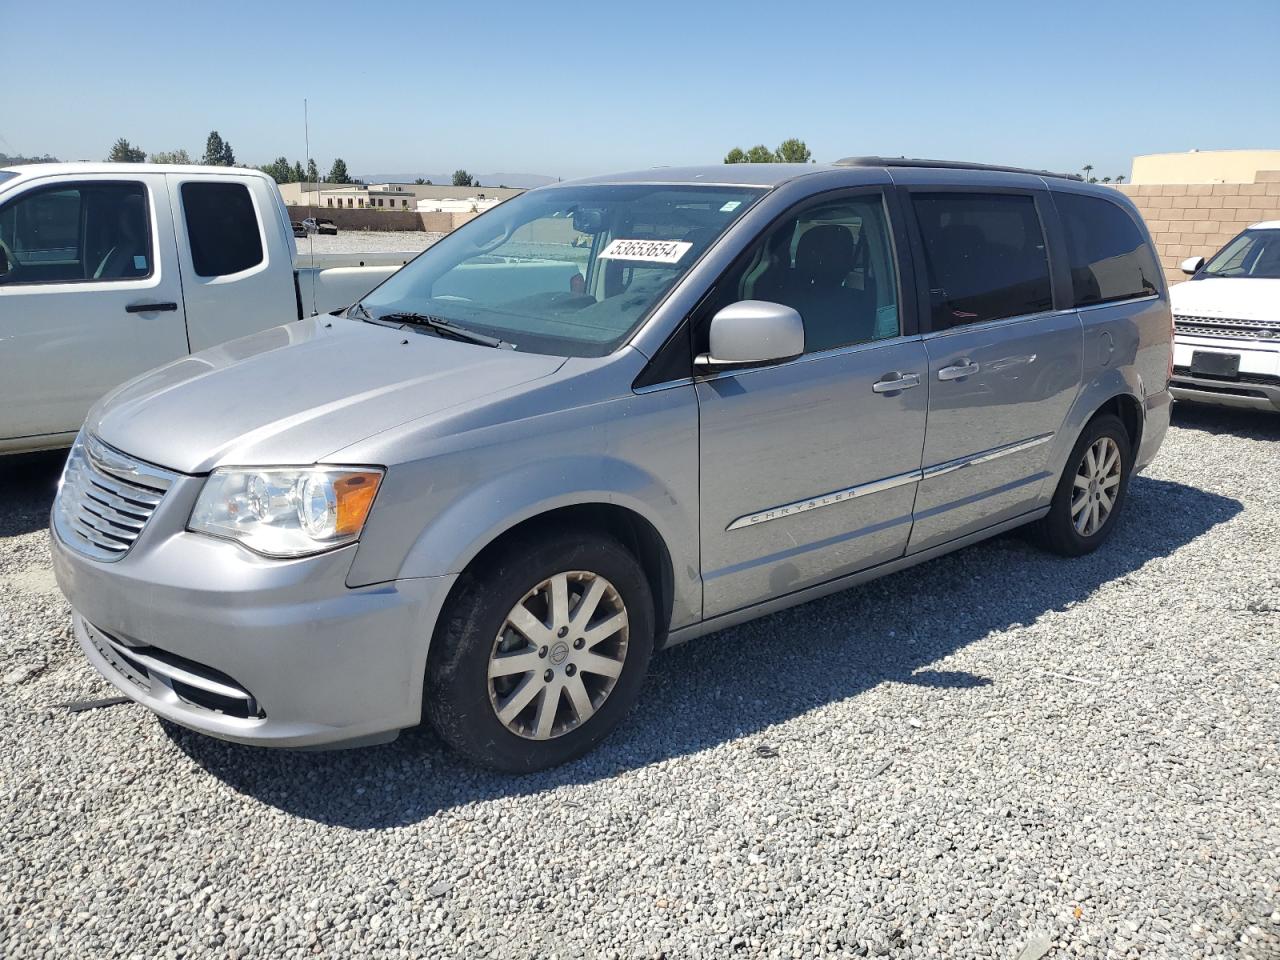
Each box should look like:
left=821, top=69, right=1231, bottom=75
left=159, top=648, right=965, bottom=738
left=125, top=301, right=178, bottom=313
left=937, top=360, right=980, bottom=381
left=872, top=372, right=921, bottom=394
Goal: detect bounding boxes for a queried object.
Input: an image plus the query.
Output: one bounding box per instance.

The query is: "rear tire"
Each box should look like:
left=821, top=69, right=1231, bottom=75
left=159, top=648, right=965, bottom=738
left=1034, top=413, right=1132, bottom=557
left=425, top=530, right=654, bottom=772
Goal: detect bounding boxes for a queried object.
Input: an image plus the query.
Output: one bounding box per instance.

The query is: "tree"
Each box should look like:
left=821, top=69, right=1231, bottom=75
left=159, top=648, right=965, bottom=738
left=0, top=151, right=58, bottom=165
left=328, top=158, right=351, bottom=184
left=744, top=145, right=775, bottom=163
left=107, top=138, right=146, bottom=163
left=260, top=156, right=294, bottom=183
left=306, top=159, right=319, bottom=183
left=292, top=161, right=305, bottom=183
left=452, top=169, right=474, bottom=187
left=724, top=147, right=747, bottom=164
left=1114, top=174, right=1125, bottom=184
left=1101, top=176, right=1112, bottom=183
left=149, top=148, right=191, bottom=164
left=774, top=138, right=812, bottom=163
left=413, top=178, right=426, bottom=185
left=1082, top=164, right=1094, bottom=183
left=203, top=131, right=235, bottom=166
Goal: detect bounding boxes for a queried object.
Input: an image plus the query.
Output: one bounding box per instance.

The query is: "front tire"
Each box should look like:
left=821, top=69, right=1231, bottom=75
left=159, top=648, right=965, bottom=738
left=425, top=530, right=655, bottom=772
left=1034, top=413, right=1132, bottom=556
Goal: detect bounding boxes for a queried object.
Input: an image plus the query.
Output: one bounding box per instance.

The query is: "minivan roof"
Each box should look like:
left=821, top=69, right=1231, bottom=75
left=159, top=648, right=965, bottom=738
left=835, top=156, right=1085, bottom=182
left=561, top=160, right=1097, bottom=191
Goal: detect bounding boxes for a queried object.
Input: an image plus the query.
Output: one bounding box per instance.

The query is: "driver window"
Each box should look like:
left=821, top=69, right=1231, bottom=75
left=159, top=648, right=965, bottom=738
left=0, top=182, right=152, bottom=286
left=713, top=192, right=900, bottom=354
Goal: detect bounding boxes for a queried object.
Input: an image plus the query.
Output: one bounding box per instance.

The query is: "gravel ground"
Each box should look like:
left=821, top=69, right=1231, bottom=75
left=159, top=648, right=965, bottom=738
left=294, top=230, right=443, bottom=256
left=1, top=405, right=1277, bottom=959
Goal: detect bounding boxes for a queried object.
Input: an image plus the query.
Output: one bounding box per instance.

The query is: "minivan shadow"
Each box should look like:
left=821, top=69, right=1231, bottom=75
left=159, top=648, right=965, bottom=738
left=0, top=449, right=68, bottom=537
left=169, top=476, right=1240, bottom=828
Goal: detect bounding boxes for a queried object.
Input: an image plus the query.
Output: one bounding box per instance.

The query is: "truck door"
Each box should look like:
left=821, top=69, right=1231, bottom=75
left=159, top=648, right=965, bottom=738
left=167, top=174, right=298, bottom=351
left=0, top=173, right=189, bottom=444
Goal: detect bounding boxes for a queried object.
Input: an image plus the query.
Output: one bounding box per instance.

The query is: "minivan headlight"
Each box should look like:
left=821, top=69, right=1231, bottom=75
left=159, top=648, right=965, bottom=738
left=189, top=466, right=383, bottom=558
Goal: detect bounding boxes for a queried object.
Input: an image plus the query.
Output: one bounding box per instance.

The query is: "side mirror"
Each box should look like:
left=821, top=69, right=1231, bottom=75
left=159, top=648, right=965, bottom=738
left=695, top=300, right=804, bottom=371
left=1181, top=255, right=1205, bottom=276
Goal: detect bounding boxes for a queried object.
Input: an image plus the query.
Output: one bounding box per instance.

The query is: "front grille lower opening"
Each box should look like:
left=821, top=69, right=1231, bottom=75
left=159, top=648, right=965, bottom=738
left=169, top=680, right=263, bottom=720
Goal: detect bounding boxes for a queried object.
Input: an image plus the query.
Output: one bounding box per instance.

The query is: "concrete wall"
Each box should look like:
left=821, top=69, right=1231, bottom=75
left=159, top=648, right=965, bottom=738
left=1115, top=172, right=1280, bottom=285
left=1130, top=150, right=1280, bottom=185
left=289, top=206, right=426, bottom=232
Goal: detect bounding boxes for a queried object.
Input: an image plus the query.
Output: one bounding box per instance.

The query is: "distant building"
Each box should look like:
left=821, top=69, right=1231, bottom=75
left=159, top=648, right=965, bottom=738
left=277, top=181, right=524, bottom=210
left=1129, top=149, right=1280, bottom=185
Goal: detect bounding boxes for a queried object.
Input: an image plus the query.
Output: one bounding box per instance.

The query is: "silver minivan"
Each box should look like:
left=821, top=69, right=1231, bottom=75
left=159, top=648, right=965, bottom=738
left=52, top=159, right=1173, bottom=770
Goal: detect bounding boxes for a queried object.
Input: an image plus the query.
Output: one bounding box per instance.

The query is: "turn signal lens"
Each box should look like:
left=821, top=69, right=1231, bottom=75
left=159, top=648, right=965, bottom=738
left=334, top=472, right=381, bottom=535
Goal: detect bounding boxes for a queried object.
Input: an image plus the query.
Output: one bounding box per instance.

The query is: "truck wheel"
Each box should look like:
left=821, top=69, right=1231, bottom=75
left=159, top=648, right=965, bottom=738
left=425, top=530, right=654, bottom=772
left=1034, top=413, right=1132, bottom=557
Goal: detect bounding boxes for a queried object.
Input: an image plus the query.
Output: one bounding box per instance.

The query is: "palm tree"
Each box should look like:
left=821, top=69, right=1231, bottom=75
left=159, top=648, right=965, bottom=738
left=1083, top=164, right=1094, bottom=183
left=1114, top=174, right=1125, bottom=184
left=1101, top=176, right=1112, bottom=183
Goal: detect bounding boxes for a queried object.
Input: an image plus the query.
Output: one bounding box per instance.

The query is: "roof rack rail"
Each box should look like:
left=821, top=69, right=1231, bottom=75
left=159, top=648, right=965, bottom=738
left=835, top=156, right=1084, bottom=182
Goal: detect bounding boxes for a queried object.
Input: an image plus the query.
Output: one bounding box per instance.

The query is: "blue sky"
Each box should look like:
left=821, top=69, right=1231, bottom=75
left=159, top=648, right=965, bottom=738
left=3, top=0, right=1278, bottom=180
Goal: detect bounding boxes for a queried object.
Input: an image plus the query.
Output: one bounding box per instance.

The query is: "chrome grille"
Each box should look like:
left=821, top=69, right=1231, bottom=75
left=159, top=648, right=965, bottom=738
left=54, top=435, right=176, bottom=561
left=1173, top=314, right=1280, bottom=341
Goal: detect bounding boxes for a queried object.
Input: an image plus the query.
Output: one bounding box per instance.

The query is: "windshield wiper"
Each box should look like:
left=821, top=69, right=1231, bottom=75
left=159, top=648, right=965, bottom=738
left=377, top=311, right=513, bottom=349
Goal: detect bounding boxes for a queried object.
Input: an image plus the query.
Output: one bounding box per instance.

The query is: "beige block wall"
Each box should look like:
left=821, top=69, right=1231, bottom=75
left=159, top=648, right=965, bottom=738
left=1115, top=174, right=1280, bottom=285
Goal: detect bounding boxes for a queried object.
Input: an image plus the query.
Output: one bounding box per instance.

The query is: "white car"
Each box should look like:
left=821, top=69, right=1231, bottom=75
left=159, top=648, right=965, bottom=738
left=1169, top=221, right=1280, bottom=412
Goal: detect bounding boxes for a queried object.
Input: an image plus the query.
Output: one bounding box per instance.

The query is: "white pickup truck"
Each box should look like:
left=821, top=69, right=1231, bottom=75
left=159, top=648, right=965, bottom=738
left=0, top=163, right=415, bottom=453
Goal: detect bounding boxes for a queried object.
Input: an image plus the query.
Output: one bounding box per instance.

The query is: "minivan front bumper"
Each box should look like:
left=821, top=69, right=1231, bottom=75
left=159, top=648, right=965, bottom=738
left=52, top=523, right=456, bottom=748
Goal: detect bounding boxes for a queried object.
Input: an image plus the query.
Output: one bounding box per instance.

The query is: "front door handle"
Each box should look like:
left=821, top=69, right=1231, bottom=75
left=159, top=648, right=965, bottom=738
left=937, top=360, right=980, bottom=381
left=872, top=372, right=921, bottom=394
left=125, top=301, right=178, bottom=313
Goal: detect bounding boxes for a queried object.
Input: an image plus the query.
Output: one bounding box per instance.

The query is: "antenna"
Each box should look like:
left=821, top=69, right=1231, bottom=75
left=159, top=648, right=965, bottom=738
left=303, top=98, right=315, bottom=279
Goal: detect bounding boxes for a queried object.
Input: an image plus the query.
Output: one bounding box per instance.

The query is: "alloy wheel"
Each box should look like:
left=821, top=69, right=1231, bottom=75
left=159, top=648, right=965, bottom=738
left=487, top=571, right=630, bottom=740
left=1071, top=436, right=1122, bottom=537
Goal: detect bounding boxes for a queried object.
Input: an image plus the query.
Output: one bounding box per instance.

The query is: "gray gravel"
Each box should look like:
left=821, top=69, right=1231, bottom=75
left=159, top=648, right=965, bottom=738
left=1, top=405, right=1278, bottom=959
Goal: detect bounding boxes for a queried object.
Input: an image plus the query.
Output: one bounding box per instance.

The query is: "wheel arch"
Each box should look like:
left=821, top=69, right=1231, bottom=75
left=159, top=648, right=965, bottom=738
left=432, top=501, right=678, bottom=655
left=1045, top=368, right=1146, bottom=496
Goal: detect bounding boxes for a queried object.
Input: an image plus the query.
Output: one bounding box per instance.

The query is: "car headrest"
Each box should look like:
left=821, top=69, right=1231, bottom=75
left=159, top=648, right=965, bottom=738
left=795, top=224, right=855, bottom=281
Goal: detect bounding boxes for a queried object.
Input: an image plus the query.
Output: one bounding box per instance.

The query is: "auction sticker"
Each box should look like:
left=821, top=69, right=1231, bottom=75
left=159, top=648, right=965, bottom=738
left=597, top=238, right=693, bottom=264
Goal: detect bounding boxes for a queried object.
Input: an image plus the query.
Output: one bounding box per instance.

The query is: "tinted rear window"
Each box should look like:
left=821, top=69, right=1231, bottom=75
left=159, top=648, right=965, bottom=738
left=1055, top=192, right=1159, bottom=306
left=912, top=192, right=1053, bottom=330
left=181, top=181, right=263, bottom=277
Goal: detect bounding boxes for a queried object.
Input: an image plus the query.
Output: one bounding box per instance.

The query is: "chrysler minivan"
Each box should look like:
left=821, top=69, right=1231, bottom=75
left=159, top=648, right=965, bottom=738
left=52, top=159, right=1172, bottom=771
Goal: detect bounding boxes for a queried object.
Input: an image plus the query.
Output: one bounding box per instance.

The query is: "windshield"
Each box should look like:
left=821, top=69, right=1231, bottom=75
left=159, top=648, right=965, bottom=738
left=357, top=183, right=765, bottom=356
left=1200, top=228, right=1280, bottom=279
left=0, top=171, right=18, bottom=186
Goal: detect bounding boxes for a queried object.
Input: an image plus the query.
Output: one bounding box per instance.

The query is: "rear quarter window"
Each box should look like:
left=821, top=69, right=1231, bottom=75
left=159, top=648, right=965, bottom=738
left=181, top=181, right=264, bottom=277
left=1054, top=192, right=1160, bottom=306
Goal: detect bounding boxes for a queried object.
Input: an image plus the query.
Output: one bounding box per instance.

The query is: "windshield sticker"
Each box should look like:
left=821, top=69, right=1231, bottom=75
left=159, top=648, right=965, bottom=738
left=720, top=200, right=742, bottom=212
left=598, top=239, right=693, bottom=264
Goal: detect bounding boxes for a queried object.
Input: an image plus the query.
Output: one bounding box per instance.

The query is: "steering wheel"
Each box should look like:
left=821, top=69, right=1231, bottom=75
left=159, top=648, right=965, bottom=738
left=0, top=237, right=13, bottom=278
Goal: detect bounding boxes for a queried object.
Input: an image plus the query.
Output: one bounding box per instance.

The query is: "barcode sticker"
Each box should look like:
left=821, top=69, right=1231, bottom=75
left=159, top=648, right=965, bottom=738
left=597, top=238, right=693, bottom=264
